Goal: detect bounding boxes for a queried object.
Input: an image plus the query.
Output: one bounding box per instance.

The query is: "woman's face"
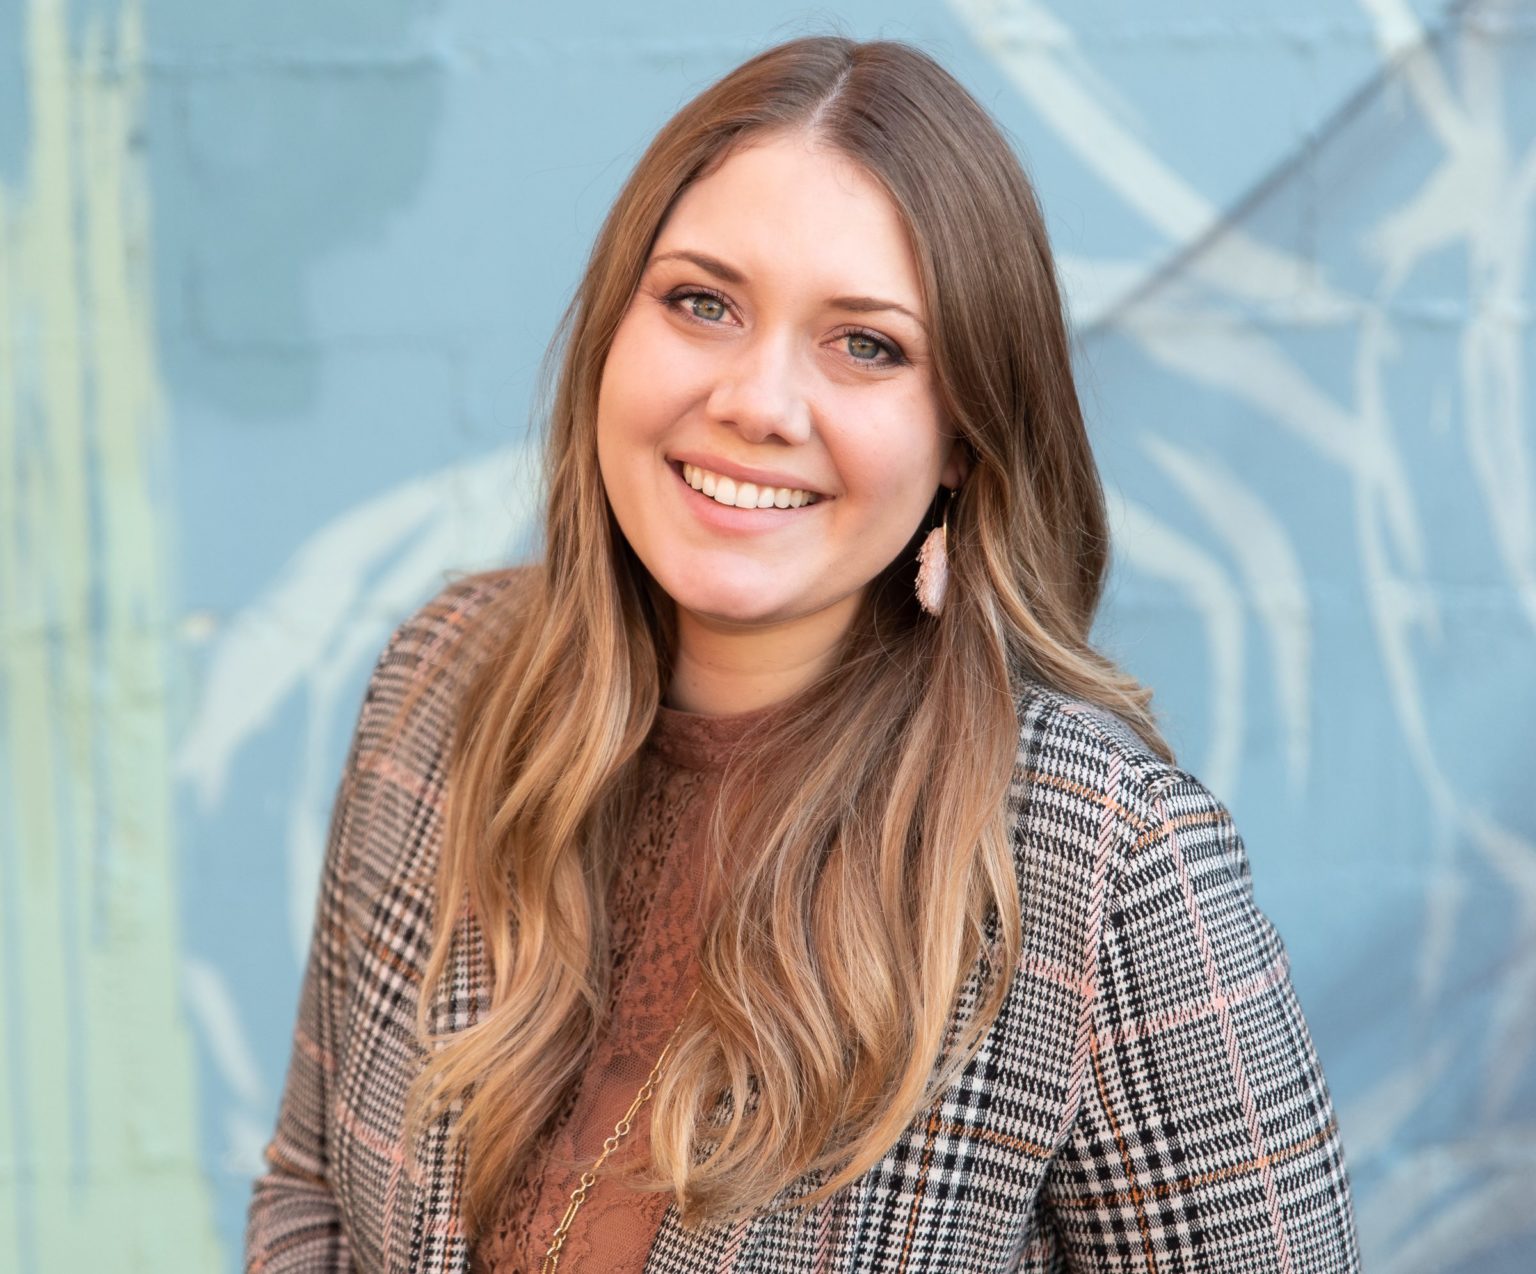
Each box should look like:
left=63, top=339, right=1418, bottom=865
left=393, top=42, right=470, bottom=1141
left=596, top=131, right=964, bottom=639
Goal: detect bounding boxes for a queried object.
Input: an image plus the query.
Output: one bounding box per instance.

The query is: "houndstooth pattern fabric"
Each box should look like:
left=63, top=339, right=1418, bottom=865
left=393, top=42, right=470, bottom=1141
left=246, top=572, right=1360, bottom=1272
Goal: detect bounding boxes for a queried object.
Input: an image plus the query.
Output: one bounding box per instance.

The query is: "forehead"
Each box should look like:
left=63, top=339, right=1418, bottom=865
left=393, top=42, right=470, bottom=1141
left=652, top=134, right=923, bottom=307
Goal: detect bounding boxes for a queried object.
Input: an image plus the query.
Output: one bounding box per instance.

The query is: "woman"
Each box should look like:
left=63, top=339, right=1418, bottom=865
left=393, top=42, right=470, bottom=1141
left=246, top=35, right=1360, bottom=1274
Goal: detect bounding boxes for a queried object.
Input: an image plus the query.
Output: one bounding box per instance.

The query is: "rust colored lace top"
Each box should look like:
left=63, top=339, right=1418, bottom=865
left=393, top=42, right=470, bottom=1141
left=470, top=700, right=775, bottom=1274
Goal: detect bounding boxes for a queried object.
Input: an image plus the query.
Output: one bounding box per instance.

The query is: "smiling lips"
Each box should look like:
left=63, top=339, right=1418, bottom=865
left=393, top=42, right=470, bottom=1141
left=681, top=461, right=823, bottom=510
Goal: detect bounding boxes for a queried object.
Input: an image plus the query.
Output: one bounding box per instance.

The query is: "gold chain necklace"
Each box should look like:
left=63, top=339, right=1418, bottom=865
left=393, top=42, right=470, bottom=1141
left=540, top=986, right=700, bottom=1273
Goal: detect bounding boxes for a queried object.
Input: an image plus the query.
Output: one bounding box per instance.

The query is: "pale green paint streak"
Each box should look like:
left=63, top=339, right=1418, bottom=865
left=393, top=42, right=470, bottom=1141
left=11, top=5, right=84, bottom=1270
left=1, top=2, right=222, bottom=1270
left=0, top=179, right=23, bottom=1274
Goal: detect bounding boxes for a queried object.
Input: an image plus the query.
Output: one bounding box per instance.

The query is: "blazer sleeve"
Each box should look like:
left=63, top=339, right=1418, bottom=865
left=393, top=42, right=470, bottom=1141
left=1043, top=770, right=1362, bottom=1272
left=244, top=626, right=407, bottom=1273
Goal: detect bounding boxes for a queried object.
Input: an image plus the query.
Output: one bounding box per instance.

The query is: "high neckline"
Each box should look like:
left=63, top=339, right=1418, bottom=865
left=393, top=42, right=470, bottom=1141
left=648, top=698, right=791, bottom=771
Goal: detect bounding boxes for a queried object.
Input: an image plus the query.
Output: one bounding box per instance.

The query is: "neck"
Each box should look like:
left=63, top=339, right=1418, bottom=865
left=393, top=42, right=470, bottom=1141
left=665, top=596, right=860, bottom=716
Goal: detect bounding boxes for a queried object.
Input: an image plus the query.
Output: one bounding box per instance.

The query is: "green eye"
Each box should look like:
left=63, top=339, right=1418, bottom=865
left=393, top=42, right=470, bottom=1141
left=847, top=334, right=879, bottom=360
left=687, top=294, right=725, bottom=321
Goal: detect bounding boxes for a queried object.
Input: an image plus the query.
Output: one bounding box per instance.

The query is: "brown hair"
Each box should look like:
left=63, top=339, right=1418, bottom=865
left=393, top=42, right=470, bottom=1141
left=402, top=33, right=1173, bottom=1234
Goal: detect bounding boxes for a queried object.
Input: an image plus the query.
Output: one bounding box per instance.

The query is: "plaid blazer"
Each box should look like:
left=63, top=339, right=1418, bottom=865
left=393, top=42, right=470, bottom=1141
left=246, top=572, right=1360, bottom=1272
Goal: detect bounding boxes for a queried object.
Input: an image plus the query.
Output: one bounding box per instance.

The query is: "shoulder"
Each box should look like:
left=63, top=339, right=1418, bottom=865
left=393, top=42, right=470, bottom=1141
left=1003, top=682, right=1277, bottom=1034
left=371, top=565, right=533, bottom=687
left=360, top=566, right=535, bottom=731
left=1007, top=678, right=1236, bottom=891
left=336, top=565, right=535, bottom=840
left=1010, top=676, right=1186, bottom=810
left=1013, top=690, right=1355, bottom=1267
left=332, top=565, right=533, bottom=894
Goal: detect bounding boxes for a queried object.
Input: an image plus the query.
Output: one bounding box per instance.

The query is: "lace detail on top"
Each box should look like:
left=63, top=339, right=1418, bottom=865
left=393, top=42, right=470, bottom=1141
left=471, top=699, right=782, bottom=1274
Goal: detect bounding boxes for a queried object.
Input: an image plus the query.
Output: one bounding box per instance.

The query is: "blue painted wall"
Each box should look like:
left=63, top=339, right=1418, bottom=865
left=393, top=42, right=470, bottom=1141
left=3, top=1, right=1533, bottom=1269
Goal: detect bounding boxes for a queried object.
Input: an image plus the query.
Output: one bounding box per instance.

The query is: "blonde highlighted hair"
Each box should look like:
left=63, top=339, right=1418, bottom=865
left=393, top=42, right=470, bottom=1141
left=401, top=34, right=1174, bottom=1234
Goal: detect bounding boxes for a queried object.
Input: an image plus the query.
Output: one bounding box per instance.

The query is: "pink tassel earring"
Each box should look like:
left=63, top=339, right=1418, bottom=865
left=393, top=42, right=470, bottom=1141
left=916, top=486, right=955, bottom=616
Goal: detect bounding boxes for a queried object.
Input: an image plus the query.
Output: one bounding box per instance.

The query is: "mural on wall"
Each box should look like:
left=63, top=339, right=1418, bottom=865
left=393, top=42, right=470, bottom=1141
left=2, top=0, right=1531, bottom=1270
left=0, top=1, right=222, bottom=1270
left=954, top=5, right=1536, bottom=1270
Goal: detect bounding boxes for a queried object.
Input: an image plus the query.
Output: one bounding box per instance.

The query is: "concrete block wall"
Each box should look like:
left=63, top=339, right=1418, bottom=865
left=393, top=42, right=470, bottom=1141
left=1, top=1, right=1531, bottom=1268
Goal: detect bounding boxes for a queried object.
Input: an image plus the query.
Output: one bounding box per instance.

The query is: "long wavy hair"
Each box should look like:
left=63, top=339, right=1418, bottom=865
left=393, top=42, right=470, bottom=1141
left=401, top=34, right=1174, bottom=1234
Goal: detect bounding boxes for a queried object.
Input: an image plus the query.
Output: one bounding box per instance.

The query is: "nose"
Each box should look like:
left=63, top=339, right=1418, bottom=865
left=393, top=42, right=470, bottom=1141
left=703, top=329, right=813, bottom=446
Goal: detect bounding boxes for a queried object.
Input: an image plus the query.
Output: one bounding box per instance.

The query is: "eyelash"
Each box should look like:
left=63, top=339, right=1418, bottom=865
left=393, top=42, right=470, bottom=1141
left=659, top=286, right=908, bottom=369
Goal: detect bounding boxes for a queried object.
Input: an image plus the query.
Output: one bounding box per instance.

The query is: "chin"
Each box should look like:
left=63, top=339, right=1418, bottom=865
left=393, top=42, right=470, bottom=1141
left=669, top=588, right=793, bottom=629
left=648, top=566, right=791, bottom=627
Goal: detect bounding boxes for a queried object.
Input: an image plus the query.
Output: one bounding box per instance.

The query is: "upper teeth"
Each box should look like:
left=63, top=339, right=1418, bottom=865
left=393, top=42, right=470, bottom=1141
left=682, top=463, right=820, bottom=509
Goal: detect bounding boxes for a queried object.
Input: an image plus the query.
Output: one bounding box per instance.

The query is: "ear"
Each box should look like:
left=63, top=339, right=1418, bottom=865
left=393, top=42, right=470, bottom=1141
left=940, top=436, right=972, bottom=491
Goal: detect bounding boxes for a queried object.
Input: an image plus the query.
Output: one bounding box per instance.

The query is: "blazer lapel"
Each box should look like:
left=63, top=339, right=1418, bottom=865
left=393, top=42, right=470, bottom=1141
left=402, top=896, right=488, bottom=1273
left=641, top=926, right=1078, bottom=1272
left=645, top=1166, right=840, bottom=1273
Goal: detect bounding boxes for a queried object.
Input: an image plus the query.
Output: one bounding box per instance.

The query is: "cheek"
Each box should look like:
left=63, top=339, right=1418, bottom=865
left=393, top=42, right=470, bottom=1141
left=597, top=309, right=694, bottom=447
left=836, top=411, right=948, bottom=509
left=596, top=351, right=659, bottom=484
left=597, top=323, right=643, bottom=435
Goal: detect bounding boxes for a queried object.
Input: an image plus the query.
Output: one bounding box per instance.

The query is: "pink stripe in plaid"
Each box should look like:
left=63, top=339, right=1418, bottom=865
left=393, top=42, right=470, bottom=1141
left=1094, top=950, right=1291, bottom=1050
left=1155, top=784, right=1294, bottom=1274
left=1056, top=750, right=1122, bottom=1144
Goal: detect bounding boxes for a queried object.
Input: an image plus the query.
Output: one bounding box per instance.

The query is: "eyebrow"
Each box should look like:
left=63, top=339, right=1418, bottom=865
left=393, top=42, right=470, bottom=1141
left=646, top=249, right=927, bottom=332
